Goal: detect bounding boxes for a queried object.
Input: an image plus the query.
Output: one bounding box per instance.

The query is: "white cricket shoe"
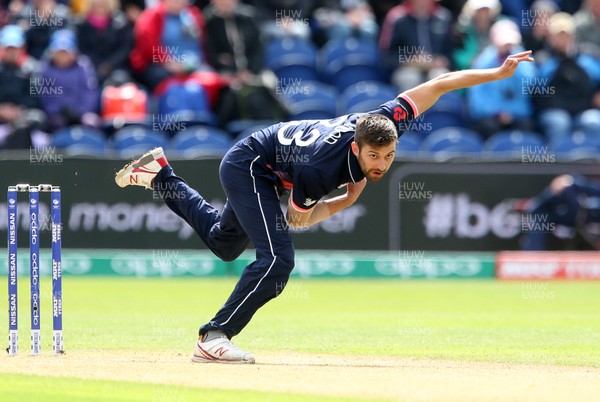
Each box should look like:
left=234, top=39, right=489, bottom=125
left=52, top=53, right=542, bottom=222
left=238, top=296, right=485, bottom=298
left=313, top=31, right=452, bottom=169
left=192, top=336, right=256, bottom=364
left=115, top=147, right=168, bottom=189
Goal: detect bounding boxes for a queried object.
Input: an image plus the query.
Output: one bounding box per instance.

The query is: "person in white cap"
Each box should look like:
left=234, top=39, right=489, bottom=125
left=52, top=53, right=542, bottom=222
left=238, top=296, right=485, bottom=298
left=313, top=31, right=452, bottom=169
left=467, top=19, right=538, bottom=138
left=535, top=12, right=600, bottom=143
left=454, top=0, right=504, bottom=70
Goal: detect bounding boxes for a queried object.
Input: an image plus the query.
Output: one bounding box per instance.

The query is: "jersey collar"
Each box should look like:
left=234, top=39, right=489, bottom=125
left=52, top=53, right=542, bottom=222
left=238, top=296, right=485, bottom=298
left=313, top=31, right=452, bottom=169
left=347, top=149, right=365, bottom=183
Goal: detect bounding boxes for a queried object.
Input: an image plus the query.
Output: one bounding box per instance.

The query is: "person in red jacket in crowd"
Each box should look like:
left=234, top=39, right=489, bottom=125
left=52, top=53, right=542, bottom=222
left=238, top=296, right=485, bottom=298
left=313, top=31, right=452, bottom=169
left=129, top=0, right=210, bottom=91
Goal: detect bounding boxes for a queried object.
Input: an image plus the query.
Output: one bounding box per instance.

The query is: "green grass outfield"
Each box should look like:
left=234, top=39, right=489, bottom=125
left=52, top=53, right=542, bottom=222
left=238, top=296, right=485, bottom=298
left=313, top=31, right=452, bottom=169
left=1, top=277, right=599, bottom=401
left=1, top=374, right=375, bottom=402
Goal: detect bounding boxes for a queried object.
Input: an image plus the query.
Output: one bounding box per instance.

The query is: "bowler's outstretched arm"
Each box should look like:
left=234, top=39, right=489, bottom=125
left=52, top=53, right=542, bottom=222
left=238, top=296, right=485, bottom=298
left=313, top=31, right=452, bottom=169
left=403, top=51, right=534, bottom=116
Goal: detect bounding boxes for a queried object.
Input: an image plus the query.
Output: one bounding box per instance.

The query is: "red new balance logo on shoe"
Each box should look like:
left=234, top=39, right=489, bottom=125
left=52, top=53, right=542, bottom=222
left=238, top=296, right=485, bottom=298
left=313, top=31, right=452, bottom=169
left=133, top=166, right=157, bottom=174
left=130, top=176, right=138, bottom=184
left=214, top=347, right=228, bottom=357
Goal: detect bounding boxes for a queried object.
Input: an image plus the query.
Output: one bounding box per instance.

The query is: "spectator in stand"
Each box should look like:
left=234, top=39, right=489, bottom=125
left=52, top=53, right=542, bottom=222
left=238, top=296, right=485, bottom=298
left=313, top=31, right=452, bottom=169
left=0, top=24, right=47, bottom=149
left=521, top=0, right=557, bottom=63
left=382, top=0, right=454, bottom=91
left=204, top=0, right=263, bottom=78
left=314, top=0, right=378, bottom=43
left=467, top=19, right=537, bottom=138
left=204, top=0, right=287, bottom=124
left=575, top=0, right=600, bottom=58
left=453, top=0, right=503, bottom=71
left=10, top=0, right=72, bottom=60
left=378, top=1, right=407, bottom=53
left=35, top=29, right=100, bottom=132
left=75, top=0, right=133, bottom=85
left=535, top=12, right=600, bottom=142
left=129, top=0, right=209, bottom=91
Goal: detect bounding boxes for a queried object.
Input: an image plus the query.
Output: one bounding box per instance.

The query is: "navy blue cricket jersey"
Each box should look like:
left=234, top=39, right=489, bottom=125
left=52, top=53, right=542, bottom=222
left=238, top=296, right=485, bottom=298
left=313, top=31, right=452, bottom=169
left=246, top=94, right=418, bottom=212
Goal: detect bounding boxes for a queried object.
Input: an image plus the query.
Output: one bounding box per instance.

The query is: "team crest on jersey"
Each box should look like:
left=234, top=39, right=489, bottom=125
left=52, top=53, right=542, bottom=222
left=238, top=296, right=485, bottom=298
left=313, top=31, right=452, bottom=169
left=303, top=198, right=317, bottom=207
left=393, top=106, right=407, bottom=121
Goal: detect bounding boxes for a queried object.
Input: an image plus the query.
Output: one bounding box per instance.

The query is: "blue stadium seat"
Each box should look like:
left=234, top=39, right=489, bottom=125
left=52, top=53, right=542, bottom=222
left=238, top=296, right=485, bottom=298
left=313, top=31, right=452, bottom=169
left=420, top=127, right=483, bottom=158
left=170, top=126, right=232, bottom=157
left=414, top=92, right=467, bottom=134
left=157, top=82, right=216, bottom=126
left=52, top=125, right=108, bottom=157
left=112, top=125, right=169, bottom=158
left=396, top=131, right=422, bottom=155
left=551, top=130, right=600, bottom=161
left=484, top=130, right=546, bottom=156
left=282, top=81, right=337, bottom=120
left=338, top=81, right=397, bottom=115
left=265, top=38, right=319, bottom=84
left=418, top=110, right=466, bottom=133
left=320, top=38, right=381, bottom=91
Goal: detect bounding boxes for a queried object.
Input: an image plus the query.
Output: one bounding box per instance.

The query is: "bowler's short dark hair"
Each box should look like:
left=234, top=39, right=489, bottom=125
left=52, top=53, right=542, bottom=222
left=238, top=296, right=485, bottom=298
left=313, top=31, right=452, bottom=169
left=354, top=114, right=398, bottom=149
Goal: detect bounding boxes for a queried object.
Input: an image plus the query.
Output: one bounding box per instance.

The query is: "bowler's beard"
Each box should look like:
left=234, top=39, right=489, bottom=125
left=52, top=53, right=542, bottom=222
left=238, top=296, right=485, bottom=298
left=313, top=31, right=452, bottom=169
left=357, top=153, right=386, bottom=182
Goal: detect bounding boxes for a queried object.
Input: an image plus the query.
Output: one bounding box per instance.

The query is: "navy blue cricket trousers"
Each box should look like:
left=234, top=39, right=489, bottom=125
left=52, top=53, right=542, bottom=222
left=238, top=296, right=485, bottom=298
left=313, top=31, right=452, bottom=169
left=153, top=143, right=294, bottom=338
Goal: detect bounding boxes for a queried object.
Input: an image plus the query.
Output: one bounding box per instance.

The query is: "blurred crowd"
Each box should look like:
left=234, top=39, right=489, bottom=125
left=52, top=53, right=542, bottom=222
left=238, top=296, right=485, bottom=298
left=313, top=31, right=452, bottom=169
left=0, top=0, right=599, bottom=151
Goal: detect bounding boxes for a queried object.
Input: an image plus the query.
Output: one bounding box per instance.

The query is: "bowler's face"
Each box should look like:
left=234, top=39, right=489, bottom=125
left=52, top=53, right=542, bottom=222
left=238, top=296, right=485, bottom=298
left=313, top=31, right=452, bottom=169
left=353, top=142, right=396, bottom=182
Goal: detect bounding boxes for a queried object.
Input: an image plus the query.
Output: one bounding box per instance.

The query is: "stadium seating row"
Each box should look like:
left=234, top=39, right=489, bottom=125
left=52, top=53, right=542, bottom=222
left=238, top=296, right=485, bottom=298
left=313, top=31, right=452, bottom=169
left=100, top=38, right=390, bottom=130
left=106, top=79, right=471, bottom=138
left=103, top=80, right=406, bottom=128
left=266, top=37, right=385, bottom=92
left=53, top=124, right=600, bottom=161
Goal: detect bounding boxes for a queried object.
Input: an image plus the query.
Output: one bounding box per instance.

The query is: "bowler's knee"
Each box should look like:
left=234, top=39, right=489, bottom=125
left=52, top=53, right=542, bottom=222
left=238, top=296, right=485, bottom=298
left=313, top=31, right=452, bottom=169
left=261, top=247, right=295, bottom=276
left=216, top=248, right=244, bottom=262
left=274, top=252, right=295, bottom=274
left=271, top=250, right=294, bottom=297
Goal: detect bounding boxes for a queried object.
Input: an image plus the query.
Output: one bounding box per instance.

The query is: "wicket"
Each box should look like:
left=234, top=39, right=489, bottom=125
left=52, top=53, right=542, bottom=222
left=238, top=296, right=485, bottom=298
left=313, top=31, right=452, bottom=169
left=7, top=183, right=63, bottom=356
